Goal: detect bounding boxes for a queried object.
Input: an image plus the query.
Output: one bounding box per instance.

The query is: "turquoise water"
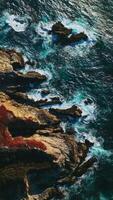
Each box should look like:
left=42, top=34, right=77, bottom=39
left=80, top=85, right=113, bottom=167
left=0, top=0, right=113, bottom=199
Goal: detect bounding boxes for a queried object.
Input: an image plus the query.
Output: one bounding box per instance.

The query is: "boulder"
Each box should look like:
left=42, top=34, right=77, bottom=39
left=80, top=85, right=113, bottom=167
left=41, top=89, right=50, bottom=96
left=61, top=32, right=88, bottom=45
left=84, top=98, right=93, bottom=105
left=0, top=104, right=93, bottom=181
left=0, top=92, right=96, bottom=200
left=0, top=49, right=24, bottom=70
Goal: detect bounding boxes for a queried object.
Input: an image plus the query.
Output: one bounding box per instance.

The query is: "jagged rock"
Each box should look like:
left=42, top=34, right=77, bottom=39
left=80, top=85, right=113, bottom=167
left=49, top=105, right=82, bottom=118
left=31, top=187, right=63, bottom=200
left=0, top=49, right=96, bottom=200
left=62, top=32, right=88, bottom=45
left=19, top=71, right=46, bottom=82
left=74, top=157, right=97, bottom=177
left=0, top=98, right=95, bottom=180
left=49, top=22, right=88, bottom=45
left=0, top=92, right=60, bottom=135
left=0, top=49, right=46, bottom=91
left=0, top=49, right=24, bottom=71
left=21, top=187, right=63, bottom=200
left=0, top=70, right=46, bottom=87
left=6, top=91, right=62, bottom=108
left=49, top=21, right=72, bottom=37
left=0, top=107, right=95, bottom=196
left=0, top=99, right=96, bottom=200
left=50, top=97, right=62, bottom=104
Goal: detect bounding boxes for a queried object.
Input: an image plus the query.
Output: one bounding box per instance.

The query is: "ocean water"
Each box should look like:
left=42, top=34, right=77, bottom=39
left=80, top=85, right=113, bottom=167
left=0, top=0, right=113, bottom=199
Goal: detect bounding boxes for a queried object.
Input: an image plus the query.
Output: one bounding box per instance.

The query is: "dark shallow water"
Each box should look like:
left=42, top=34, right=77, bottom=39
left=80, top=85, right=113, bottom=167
left=0, top=0, right=113, bottom=199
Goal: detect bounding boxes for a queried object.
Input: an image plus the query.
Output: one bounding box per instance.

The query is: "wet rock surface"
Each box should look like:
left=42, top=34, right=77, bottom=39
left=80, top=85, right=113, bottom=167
left=5, top=91, right=62, bottom=108
left=49, top=21, right=88, bottom=45
left=49, top=105, right=82, bottom=118
left=0, top=49, right=96, bottom=200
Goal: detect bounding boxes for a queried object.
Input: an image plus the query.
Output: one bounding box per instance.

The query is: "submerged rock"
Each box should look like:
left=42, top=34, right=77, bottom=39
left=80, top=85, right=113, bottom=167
left=0, top=102, right=94, bottom=183
left=41, top=89, right=50, bottom=96
left=49, top=21, right=88, bottom=45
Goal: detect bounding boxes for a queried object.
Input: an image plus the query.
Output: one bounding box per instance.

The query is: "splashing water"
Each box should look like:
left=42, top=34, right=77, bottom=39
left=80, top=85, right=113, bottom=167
left=3, top=12, right=30, bottom=32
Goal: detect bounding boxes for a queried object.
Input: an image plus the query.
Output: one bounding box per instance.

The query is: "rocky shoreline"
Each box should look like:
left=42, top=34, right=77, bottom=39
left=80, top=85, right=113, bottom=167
left=0, top=49, right=96, bottom=200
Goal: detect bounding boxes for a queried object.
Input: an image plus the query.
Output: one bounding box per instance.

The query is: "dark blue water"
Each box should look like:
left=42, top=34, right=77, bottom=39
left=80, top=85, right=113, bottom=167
left=0, top=1, right=113, bottom=199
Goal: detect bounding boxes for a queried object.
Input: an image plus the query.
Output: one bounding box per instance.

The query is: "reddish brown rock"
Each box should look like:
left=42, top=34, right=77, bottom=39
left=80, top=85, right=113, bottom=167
left=0, top=49, right=96, bottom=200
left=0, top=92, right=60, bottom=129
left=0, top=93, right=94, bottom=178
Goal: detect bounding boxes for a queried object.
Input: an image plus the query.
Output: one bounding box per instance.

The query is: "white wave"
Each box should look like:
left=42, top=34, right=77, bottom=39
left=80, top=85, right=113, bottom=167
left=28, top=89, right=42, bottom=101
left=36, top=18, right=96, bottom=42
left=51, top=91, right=96, bottom=124
left=4, top=12, right=29, bottom=32
left=35, top=21, right=54, bottom=37
left=36, top=18, right=96, bottom=59
left=76, top=130, right=112, bottom=161
left=20, top=64, right=52, bottom=80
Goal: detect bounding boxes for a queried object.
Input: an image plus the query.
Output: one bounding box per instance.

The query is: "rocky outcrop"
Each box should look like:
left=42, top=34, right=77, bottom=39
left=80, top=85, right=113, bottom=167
left=0, top=49, right=24, bottom=71
left=0, top=91, right=96, bottom=199
left=0, top=92, right=60, bottom=132
left=50, top=105, right=82, bottom=118
left=0, top=70, right=46, bottom=88
left=49, top=21, right=72, bottom=37
left=49, top=21, right=88, bottom=45
left=0, top=49, right=46, bottom=92
left=0, top=99, right=96, bottom=199
left=5, top=91, right=62, bottom=108
left=0, top=49, right=96, bottom=200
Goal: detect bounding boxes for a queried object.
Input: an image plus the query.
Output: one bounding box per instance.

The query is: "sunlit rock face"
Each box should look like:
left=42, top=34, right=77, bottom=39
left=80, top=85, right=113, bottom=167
left=0, top=49, right=47, bottom=93
left=0, top=49, right=96, bottom=200
left=0, top=94, right=92, bottom=168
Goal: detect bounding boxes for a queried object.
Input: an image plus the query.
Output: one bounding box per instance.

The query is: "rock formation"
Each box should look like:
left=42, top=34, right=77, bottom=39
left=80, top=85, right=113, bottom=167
left=48, top=21, right=88, bottom=45
left=50, top=105, right=82, bottom=118
left=0, top=49, right=96, bottom=200
left=0, top=49, right=46, bottom=92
